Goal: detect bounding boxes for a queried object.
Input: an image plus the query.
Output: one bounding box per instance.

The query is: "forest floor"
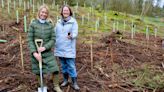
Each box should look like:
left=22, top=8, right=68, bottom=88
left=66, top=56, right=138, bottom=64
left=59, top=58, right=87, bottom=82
left=0, top=20, right=164, bottom=92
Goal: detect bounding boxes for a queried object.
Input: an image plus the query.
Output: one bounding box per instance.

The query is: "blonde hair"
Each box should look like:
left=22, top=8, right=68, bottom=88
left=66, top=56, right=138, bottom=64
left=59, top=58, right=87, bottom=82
left=37, top=4, right=49, bottom=19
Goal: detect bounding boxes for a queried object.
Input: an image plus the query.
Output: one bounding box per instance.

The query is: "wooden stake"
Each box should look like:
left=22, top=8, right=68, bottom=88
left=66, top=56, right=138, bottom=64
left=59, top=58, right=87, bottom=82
left=19, top=32, right=24, bottom=72
left=12, top=27, right=24, bottom=72
left=109, top=38, right=115, bottom=88
left=2, top=24, right=5, bottom=32
left=66, top=85, right=70, bottom=92
left=2, top=24, right=5, bottom=36
left=162, top=40, right=164, bottom=49
left=90, top=31, right=93, bottom=70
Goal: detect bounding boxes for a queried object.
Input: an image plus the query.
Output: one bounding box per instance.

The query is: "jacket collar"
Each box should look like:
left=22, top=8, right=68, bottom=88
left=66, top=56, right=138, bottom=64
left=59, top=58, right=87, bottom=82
left=36, top=19, right=50, bottom=25
left=58, top=17, right=74, bottom=24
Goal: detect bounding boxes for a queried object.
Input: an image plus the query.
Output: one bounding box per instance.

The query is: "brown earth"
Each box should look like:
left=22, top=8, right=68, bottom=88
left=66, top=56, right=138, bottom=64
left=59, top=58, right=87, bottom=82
left=0, top=21, right=164, bottom=92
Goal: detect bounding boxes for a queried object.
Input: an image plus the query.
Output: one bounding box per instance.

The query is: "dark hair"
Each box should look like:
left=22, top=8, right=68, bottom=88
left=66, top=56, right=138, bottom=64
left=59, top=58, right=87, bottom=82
left=60, top=5, right=73, bottom=17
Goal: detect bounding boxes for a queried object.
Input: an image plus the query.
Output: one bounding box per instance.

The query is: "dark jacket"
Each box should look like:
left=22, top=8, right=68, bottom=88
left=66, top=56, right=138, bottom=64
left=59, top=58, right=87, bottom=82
left=28, top=19, right=59, bottom=74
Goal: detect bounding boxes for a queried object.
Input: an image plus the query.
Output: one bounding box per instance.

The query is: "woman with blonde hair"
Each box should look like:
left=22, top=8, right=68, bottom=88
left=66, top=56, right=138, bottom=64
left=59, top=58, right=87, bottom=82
left=28, top=4, right=62, bottom=92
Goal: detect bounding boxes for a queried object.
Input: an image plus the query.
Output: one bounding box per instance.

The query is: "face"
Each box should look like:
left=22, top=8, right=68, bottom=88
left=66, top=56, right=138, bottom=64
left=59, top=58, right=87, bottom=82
left=39, top=8, right=48, bottom=20
left=62, top=7, right=70, bottom=18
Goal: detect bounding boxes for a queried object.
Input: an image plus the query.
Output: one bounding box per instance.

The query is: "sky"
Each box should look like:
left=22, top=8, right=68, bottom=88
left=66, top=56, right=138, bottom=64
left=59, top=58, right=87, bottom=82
left=154, top=0, right=164, bottom=8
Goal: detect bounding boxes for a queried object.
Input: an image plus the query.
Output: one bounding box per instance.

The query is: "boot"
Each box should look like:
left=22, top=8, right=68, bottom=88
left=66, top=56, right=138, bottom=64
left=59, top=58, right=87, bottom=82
left=61, top=73, right=69, bottom=87
left=52, top=74, right=63, bottom=92
left=71, top=77, right=80, bottom=90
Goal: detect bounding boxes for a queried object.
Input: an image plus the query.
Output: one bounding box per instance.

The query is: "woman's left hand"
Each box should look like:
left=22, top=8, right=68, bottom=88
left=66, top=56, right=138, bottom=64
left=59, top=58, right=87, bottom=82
left=67, top=35, right=72, bottom=39
left=38, top=47, right=46, bottom=53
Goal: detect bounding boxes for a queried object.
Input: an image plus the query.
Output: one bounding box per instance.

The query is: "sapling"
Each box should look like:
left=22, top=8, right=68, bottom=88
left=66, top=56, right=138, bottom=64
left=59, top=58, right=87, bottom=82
left=1, top=0, right=4, bottom=8
left=19, top=0, right=22, bottom=7
left=104, top=15, right=107, bottom=24
left=154, top=28, right=157, bottom=38
left=95, top=20, right=98, bottom=32
left=8, top=0, right=10, bottom=14
left=97, top=17, right=100, bottom=28
left=14, top=0, right=16, bottom=10
left=81, top=15, right=84, bottom=25
left=146, top=25, right=149, bottom=40
left=113, top=22, right=115, bottom=32
left=27, top=1, right=29, bottom=10
left=116, top=21, right=119, bottom=31
left=131, top=21, right=134, bottom=39
left=87, top=13, right=90, bottom=24
left=16, top=10, right=19, bottom=23
left=123, top=20, right=126, bottom=32
left=24, top=1, right=26, bottom=11
left=24, top=16, right=27, bottom=32
left=33, top=2, right=35, bottom=13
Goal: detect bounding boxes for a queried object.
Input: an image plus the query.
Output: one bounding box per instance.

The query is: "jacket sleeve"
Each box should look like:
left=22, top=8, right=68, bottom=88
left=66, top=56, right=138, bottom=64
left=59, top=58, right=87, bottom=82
left=43, top=26, right=55, bottom=50
left=71, top=20, right=78, bottom=39
left=54, top=26, right=57, bottom=47
left=28, top=23, right=37, bottom=54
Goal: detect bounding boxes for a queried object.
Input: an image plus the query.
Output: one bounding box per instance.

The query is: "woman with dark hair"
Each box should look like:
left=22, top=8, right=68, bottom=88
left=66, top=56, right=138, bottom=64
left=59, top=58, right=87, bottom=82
left=28, top=4, right=62, bottom=92
left=54, top=5, right=80, bottom=90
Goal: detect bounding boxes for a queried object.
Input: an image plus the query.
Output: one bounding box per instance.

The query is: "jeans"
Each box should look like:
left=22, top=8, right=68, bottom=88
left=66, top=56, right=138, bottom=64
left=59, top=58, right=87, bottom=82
left=59, top=57, right=77, bottom=77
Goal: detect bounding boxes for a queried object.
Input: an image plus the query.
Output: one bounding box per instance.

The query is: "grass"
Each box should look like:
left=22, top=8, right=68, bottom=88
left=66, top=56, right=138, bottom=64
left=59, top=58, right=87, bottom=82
left=118, top=64, right=164, bottom=90
left=0, top=3, right=163, bottom=47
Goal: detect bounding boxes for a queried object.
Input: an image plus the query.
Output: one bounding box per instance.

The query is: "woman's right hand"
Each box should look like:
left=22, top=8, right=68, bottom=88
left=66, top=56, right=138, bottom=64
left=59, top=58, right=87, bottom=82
left=33, top=52, right=42, bottom=62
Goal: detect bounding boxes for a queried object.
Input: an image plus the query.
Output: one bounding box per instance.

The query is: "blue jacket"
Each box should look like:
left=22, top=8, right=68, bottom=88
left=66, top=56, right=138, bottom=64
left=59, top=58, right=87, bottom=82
left=54, top=17, right=78, bottom=58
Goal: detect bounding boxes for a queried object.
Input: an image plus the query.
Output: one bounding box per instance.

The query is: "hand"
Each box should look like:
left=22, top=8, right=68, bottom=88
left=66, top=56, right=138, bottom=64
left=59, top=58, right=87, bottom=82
left=67, top=35, right=72, bottom=39
left=38, top=47, right=46, bottom=53
left=33, top=52, right=42, bottom=62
